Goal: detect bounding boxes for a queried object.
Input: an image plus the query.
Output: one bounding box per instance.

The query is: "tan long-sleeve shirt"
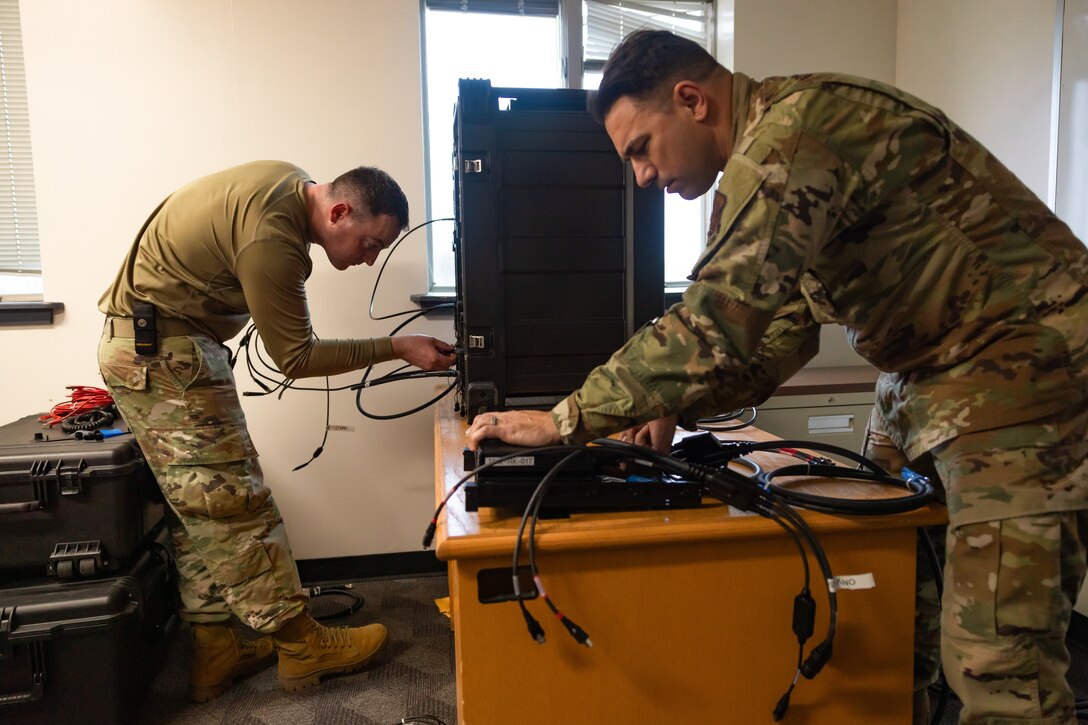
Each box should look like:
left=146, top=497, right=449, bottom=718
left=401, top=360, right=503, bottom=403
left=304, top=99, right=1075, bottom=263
left=99, top=161, right=394, bottom=378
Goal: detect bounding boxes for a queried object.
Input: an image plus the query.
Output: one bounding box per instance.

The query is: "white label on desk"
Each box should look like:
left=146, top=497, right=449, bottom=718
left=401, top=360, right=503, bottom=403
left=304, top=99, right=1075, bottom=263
left=828, top=573, right=876, bottom=591
left=485, top=456, right=535, bottom=467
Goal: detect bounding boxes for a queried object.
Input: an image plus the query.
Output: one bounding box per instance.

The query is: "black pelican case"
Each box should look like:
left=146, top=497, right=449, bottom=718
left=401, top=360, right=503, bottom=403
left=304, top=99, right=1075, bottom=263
left=0, top=413, right=164, bottom=581
left=0, top=524, right=177, bottom=724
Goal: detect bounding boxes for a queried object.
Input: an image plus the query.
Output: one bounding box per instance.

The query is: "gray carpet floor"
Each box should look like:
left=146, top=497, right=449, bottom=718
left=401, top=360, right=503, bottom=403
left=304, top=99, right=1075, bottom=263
left=129, top=572, right=1088, bottom=725
left=135, top=574, right=456, bottom=725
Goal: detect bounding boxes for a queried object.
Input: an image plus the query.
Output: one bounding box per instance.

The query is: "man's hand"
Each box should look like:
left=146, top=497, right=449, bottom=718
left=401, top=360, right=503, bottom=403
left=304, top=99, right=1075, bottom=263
left=391, top=334, right=457, bottom=371
left=465, top=410, right=561, bottom=451
left=617, top=415, right=677, bottom=455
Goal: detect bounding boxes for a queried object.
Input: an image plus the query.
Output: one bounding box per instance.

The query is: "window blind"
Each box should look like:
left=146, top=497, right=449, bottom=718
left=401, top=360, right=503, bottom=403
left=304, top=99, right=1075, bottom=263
left=0, top=0, right=39, bottom=275
left=585, top=0, right=712, bottom=72
left=424, top=0, right=560, bottom=16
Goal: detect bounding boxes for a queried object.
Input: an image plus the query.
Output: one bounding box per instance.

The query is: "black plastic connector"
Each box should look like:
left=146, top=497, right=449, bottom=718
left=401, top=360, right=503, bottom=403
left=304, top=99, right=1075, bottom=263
left=773, top=691, right=791, bottom=721
left=792, top=590, right=815, bottom=644
left=560, top=616, right=593, bottom=647
left=422, top=522, right=437, bottom=549
left=522, top=607, right=546, bottom=644
left=801, top=640, right=833, bottom=679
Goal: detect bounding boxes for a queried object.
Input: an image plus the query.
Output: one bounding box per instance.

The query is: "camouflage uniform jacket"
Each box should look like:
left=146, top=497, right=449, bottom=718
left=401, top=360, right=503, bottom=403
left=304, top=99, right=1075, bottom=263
left=554, top=71, right=1088, bottom=464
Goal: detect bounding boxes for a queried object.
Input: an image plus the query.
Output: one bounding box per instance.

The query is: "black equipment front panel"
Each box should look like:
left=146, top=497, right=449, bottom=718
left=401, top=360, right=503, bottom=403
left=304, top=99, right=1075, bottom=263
left=453, top=79, right=664, bottom=421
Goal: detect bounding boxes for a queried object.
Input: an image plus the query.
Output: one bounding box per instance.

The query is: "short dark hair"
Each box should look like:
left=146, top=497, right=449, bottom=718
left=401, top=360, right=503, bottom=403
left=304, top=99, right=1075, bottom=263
left=330, top=166, right=409, bottom=230
left=589, top=30, right=721, bottom=124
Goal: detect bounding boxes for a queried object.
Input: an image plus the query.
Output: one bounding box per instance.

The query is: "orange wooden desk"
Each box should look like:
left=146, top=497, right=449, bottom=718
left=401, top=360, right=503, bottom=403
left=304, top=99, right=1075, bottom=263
left=433, top=398, right=946, bottom=725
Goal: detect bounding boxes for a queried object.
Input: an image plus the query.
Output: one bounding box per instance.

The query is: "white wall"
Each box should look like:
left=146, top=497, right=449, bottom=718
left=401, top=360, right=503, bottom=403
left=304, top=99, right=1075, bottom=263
left=896, top=0, right=1061, bottom=203
left=7, top=0, right=452, bottom=558
left=725, top=0, right=899, bottom=368
left=733, top=0, right=898, bottom=83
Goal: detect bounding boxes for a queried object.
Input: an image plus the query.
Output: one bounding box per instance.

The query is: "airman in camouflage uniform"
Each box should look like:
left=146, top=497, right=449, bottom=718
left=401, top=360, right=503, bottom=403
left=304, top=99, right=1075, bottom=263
left=98, top=161, right=456, bottom=700
left=468, top=31, right=1088, bottom=725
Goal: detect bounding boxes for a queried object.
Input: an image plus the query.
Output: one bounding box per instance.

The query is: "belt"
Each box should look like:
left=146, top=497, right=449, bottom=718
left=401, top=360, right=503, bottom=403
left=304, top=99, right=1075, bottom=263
left=107, top=316, right=204, bottom=338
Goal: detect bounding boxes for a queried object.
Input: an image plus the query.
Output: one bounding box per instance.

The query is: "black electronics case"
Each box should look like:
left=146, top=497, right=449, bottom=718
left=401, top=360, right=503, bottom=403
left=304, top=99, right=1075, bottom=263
left=453, top=79, right=665, bottom=421
left=0, top=525, right=177, bottom=725
left=0, top=413, right=164, bottom=580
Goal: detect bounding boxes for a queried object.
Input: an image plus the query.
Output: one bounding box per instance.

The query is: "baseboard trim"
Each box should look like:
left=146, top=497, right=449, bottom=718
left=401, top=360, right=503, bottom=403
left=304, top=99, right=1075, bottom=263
left=297, top=551, right=447, bottom=586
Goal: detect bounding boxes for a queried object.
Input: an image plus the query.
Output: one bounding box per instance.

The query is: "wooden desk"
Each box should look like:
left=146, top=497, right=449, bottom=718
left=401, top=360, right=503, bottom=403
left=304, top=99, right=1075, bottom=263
left=433, top=398, right=946, bottom=724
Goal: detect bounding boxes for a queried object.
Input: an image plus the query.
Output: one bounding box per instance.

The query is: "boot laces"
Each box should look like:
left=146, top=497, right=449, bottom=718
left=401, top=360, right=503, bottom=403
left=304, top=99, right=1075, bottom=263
left=238, top=637, right=262, bottom=654
left=316, top=622, right=353, bottom=649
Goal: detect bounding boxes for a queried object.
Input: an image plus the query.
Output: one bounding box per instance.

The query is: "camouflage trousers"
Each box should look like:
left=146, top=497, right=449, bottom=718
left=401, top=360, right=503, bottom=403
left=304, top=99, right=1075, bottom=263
left=864, top=403, right=1088, bottom=725
left=98, top=321, right=308, bottom=633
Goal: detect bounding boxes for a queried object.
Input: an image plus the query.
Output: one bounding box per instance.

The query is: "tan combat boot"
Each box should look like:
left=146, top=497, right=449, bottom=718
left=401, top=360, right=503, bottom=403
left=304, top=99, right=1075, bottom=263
left=272, top=612, right=388, bottom=691
left=189, top=623, right=276, bottom=702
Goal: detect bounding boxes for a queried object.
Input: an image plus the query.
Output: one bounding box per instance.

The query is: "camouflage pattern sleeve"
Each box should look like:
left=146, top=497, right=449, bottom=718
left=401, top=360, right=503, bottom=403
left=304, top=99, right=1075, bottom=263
left=674, top=296, right=820, bottom=429
left=553, top=108, right=854, bottom=443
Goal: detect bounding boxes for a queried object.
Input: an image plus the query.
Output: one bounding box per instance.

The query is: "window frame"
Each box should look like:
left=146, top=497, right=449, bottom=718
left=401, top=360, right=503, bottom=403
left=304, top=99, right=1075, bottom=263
left=0, top=0, right=42, bottom=300
left=418, top=0, right=716, bottom=295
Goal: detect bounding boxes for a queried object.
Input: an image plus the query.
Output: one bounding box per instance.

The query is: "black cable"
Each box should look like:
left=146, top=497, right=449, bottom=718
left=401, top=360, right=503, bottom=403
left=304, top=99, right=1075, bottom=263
left=393, top=717, right=450, bottom=725
left=674, top=433, right=891, bottom=474
left=731, top=455, right=763, bottom=478
left=293, top=377, right=330, bottom=471
left=353, top=304, right=457, bottom=420
left=671, top=433, right=934, bottom=516
left=421, top=445, right=583, bottom=550
left=307, top=584, right=364, bottom=621
left=368, top=217, right=455, bottom=322
left=355, top=381, right=456, bottom=421
left=758, top=464, right=933, bottom=516
left=696, top=406, right=758, bottom=432
left=60, top=406, right=115, bottom=433
left=765, top=500, right=837, bottom=721
left=523, top=451, right=593, bottom=647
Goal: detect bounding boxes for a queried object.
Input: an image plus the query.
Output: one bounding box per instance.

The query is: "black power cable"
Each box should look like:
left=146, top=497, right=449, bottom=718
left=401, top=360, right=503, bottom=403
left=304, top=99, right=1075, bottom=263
left=696, top=406, right=758, bottom=432
left=59, top=406, right=115, bottom=433
left=672, top=433, right=935, bottom=517
left=225, top=216, right=459, bottom=464
left=592, top=437, right=838, bottom=720
left=307, top=584, right=365, bottom=621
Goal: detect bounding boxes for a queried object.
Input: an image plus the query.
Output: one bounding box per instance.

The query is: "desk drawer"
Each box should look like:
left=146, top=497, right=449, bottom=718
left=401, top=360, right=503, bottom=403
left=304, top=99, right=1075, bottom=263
left=755, top=394, right=874, bottom=455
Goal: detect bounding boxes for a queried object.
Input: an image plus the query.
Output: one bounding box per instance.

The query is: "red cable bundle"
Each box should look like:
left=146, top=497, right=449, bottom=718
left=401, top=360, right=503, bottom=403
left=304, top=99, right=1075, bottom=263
left=39, top=385, right=115, bottom=428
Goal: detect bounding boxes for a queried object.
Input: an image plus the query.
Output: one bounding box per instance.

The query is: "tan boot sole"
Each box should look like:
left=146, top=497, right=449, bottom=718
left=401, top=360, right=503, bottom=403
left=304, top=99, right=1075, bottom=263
left=278, top=636, right=388, bottom=692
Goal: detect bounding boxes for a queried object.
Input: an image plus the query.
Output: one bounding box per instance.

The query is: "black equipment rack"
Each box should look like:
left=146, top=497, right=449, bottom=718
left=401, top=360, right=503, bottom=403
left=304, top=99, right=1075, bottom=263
left=452, top=78, right=665, bottom=422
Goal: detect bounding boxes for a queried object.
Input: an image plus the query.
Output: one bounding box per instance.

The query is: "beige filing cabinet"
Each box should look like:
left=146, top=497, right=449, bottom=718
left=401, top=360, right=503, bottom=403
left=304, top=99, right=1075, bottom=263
left=755, top=365, right=881, bottom=455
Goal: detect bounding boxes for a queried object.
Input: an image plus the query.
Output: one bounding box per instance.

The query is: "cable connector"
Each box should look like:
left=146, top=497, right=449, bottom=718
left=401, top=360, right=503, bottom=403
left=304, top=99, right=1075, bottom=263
left=560, top=615, right=593, bottom=647
left=773, top=690, right=791, bottom=721
left=792, top=589, right=815, bottom=644
left=422, top=521, right=437, bottom=549
left=521, top=607, right=546, bottom=644
left=901, top=466, right=930, bottom=486
left=800, top=640, right=833, bottom=679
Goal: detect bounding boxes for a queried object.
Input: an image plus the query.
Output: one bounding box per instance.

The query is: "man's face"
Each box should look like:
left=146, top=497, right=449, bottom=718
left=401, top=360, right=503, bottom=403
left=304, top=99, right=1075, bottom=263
left=604, top=92, right=719, bottom=200
left=322, top=211, right=401, bottom=270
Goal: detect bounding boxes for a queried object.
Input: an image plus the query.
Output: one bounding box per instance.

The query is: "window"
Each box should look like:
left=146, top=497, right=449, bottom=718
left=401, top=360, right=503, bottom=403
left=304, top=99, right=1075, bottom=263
left=0, top=0, right=41, bottom=298
left=421, top=0, right=714, bottom=291
left=1055, top=0, right=1087, bottom=245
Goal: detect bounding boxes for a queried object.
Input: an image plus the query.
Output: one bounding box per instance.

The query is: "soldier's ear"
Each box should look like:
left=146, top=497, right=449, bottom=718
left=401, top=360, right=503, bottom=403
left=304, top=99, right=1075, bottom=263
left=673, top=81, right=709, bottom=122
left=329, top=201, right=352, bottom=224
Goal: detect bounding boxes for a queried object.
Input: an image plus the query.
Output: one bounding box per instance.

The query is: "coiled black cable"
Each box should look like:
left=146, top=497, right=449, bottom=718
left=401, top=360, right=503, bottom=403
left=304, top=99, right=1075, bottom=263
left=696, top=406, right=758, bottom=432
left=672, top=433, right=934, bottom=516
left=60, top=406, right=115, bottom=433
